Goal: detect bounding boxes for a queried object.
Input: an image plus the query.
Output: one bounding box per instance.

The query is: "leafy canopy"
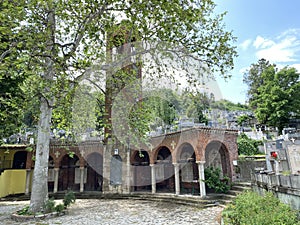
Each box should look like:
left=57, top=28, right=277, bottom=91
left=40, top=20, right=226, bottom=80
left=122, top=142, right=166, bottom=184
left=244, top=59, right=300, bottom=131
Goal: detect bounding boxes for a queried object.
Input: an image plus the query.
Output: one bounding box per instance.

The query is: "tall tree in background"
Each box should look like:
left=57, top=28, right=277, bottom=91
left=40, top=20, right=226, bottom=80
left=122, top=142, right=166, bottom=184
left=243, top=58, right=275, bottom=103
left=244, top=59, right=300, bottom=131
left=1, top=0, right=237, bottom=213
left=186, top=91, right=210, bottom=123
left=0, top=1, right=29, bottom=143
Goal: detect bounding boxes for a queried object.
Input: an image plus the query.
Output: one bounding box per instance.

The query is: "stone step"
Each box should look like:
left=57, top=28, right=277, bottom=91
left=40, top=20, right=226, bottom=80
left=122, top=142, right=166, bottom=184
left=1, top=183, right=253, bottom=208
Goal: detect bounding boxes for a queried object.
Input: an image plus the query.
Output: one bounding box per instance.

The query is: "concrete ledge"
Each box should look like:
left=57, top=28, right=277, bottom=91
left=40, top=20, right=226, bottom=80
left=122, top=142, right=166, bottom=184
left=11, top=210, right=66, bottom=222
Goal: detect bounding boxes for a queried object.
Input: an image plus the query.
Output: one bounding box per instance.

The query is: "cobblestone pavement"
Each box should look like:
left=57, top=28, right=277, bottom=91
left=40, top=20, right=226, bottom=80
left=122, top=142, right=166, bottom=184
left=0, top=199, right=223, bottom=225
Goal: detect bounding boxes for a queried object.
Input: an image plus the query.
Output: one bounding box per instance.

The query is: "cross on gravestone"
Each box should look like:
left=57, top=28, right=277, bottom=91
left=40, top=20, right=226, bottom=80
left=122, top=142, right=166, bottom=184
left=54, top=151, right=60, bottom=158
left=290, top=138, right=296, bottom=144
left=171, top=140, right=176, bottom=150
left=80, top=149, right=85, bottom=156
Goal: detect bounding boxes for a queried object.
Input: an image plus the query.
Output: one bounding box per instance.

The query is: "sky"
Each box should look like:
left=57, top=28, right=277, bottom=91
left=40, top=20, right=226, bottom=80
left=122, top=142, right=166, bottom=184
left=214, top=0, right=300, bottom=104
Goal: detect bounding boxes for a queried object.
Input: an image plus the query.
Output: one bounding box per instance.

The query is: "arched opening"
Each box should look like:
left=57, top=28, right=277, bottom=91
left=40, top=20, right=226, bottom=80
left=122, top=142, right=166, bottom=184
left=48, top=156, right=54, bottom=192
left=85, top=152, right=103, bottom=191
left=205, top=141, right=230, bottom=178
left=178, top=143, right=198, bottom=195
left=155, top=147, right=174, bottom=193
left=12, top=151, right=27, bottom=169
left=131, top=150, right=151, bottom=192
left=58, top=154, right=80, bottom=191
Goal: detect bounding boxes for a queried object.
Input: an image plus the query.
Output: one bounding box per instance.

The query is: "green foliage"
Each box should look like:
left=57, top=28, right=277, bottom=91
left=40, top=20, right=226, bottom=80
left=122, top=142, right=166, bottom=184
left=44, top=198, right=56, bottom=213
left=210, top=99, right=249, bottom=111
left=0, top=0, right=29, bottom=143
left=222, top=191, right=300, bottom=225
left=63, top=191, right=76, bottom=208
left=184, top=91, right=211, bottom=124
left=17, top=205, right=31, bottom=215
left=18, top=192, right=75, bottom=216
left=54, top=204, right=65, bottom=213
left=244, top=59, right=300, bottom=131
left=237, top=133, right=263, bottom=155
left=204, top=167, right=231, bottom=193
left=2, top=0, right=237, bottom=213
left=237, top=114, right=251, bottom=126
left=146, top=88, right=181, bottom=128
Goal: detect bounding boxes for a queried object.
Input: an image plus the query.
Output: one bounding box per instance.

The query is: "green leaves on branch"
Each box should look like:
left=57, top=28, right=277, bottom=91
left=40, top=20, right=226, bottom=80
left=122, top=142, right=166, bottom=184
left=237, top=133, right=263, bottom=156
left=244, top=59, right=300, bottom=131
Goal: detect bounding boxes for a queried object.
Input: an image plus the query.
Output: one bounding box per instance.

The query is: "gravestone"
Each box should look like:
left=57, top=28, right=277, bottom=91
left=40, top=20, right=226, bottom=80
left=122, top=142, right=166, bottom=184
left=286, top=144, right=300, bottom=175
left=110, top=155, right=122, bottom=185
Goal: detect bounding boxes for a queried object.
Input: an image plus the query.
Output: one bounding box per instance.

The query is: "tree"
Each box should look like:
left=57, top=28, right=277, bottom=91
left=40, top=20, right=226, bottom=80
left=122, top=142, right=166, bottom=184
left=146, top=88, right=181, bottom=129
left=245, top=60, right=300, bottom=131
left=186, top=91, right=210, bottom=123
left=1, top=0, right=237, bottom=213
left=237, top=133, right=262, bottom=155
left=237, top=114, right=251, bottom=127
left=0, top=1, right=29, bottom=143
left=243, top=58, right=275, bottom=103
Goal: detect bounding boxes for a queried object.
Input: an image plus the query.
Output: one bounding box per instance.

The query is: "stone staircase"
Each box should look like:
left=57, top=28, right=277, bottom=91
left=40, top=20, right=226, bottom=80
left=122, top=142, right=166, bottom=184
left=1, top=182, right=252, bottom=209
left=205, top=182, right=252, bottom=207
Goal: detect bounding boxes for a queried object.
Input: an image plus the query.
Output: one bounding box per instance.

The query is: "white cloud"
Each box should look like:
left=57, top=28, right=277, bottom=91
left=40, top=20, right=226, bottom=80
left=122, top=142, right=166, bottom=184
left=253, top=36, right=275, bottom=49
left=254, top=30, right=300, bottom=63
left=290, top=63, right=300, bottom=72
left=239, top=39, right=252, bottom=50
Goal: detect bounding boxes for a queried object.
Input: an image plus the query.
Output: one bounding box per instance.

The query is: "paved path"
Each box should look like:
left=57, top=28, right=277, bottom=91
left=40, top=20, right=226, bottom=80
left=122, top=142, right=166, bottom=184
left=0, top=199, right=223, bottom=225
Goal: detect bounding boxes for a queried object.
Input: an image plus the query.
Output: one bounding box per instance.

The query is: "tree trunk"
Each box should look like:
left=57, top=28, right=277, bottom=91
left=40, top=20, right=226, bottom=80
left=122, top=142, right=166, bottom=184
left=29, top=3, right=55, bottom=212
left=29, top=97, right=52, bottom=212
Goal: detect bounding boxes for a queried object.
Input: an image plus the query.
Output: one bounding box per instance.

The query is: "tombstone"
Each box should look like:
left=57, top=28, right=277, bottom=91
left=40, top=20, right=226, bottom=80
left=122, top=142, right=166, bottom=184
left=286, top=144, right=300, bottom=175
left=110, top=155, right=122, bottom=185
left=265, top=142, right=278, bottom=173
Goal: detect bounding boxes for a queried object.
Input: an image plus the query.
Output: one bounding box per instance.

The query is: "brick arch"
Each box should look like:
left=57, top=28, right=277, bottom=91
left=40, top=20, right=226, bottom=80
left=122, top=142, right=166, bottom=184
left=148, top=127, right=238, bottom=181
left=151, top=146, right=173, bottom=164
left=131, top=150, right=151, bottom=191
left=85, top=152, right=103, bottom=191
left=175, top=142, right=195, bottom=163
left=204, top=140, right=231, bottom=178
left=85, top=152, right=103, bottom=172
left=131, top=150, right=150, bottom=165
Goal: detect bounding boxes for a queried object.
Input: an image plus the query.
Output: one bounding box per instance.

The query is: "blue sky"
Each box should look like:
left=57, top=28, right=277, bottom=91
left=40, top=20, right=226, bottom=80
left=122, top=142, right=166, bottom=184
left=214, top=0, right=300, bottom=104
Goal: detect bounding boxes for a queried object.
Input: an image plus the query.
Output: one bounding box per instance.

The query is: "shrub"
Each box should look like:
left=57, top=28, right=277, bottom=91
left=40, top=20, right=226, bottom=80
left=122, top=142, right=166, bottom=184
left=17, top=205, right=31, bottom=215
left=204, top=167, right=231, bottom=193
left=63, top=191, right=76, bottom=208
left=17, top=191, right=76, bottom=216
left=222, top=191, right=300, bottom=225
left=44, top=198, right=56, bottom=213
left=237, top=133, right=263, bottom=155
left=55, top=204, right=65, bottom=213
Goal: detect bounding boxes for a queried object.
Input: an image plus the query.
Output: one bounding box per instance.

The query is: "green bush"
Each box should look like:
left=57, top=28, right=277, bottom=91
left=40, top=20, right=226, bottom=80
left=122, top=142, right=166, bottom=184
left=17, top=205, right=31, bottom=215
left=222, top=191, right=300, bottom=225
left=237, top=133, right=263, bottom=155
left=55, top=204, right=65, bottom=213
left=204, top=167, right=231, bottom=193
left=63, top=191, right=76, bottom=208
left=18, top=191, right=76, bottom=216
left=44, top=198, right=56, bottom=213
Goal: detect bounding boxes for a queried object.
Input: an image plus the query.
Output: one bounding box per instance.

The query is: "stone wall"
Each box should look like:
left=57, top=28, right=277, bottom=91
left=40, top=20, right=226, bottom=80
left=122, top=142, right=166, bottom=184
left=237, top=157, right=266, bottom=181
left=252, top=173, right=300, bottom=210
